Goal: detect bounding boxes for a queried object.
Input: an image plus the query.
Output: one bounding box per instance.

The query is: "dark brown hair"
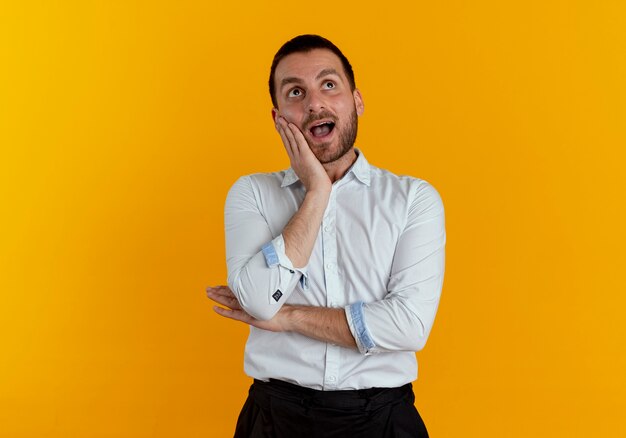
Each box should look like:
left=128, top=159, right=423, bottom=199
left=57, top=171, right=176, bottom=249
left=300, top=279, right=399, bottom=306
left=269, top=35, right=356, bottom=108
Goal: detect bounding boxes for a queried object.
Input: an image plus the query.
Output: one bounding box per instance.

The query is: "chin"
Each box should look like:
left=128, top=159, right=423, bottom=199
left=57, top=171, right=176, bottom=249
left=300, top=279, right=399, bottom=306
left=313, top=142, right=352, bottom=165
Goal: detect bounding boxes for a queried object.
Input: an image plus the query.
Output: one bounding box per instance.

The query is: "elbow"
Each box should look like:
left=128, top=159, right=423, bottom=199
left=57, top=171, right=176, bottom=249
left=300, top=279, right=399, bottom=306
left=367, top=320, right=430, bottom=353
left=396, top=317, right=431, bottom=352
left=359, top=299, right=436, bottom=353
left=407, top=317, right=431, bottom=352
left=407, top=318, right=436, bottom=352
left=369, top=330, right=428, bottom=354
left=390, top=304, right=432, bottom=352
left=229, top=280, right=280, bottom=322
left=227, top=263, right=288, bottom=322
left=393, top=332, right=427, bottom=353
left=241, top=301, right=280, bottom=321
left=409, top=335, right=428, bottom=352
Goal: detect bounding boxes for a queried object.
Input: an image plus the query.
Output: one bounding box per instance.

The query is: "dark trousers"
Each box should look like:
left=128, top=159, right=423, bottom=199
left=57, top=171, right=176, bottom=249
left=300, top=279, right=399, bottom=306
left=234, top=379, right=429, bottom=438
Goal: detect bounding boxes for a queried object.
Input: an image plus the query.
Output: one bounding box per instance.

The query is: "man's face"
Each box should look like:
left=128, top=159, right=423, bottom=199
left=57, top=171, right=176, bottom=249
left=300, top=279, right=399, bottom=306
left=272, top=49, right=364, bottom=164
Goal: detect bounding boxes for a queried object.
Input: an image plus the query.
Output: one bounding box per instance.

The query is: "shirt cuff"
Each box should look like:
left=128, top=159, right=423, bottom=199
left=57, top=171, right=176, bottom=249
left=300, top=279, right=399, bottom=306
left=345, top=301, right=377, bottom=355
left=261, top=235, right=308, bottom=289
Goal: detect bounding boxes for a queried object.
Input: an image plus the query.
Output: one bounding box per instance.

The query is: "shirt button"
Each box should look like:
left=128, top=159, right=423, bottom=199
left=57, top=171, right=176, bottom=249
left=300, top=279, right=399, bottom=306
left=324, top=226, right=330, bottom=232
left=327, top=375, right=336, bottom=382
left=326, top=263, right=333, bottom=269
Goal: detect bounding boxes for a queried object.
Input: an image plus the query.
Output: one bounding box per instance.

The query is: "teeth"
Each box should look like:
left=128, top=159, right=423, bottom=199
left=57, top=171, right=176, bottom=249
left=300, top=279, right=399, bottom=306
left=312, top=121, right=333, bottom=129
left=311, top=123, right=333, bottom=137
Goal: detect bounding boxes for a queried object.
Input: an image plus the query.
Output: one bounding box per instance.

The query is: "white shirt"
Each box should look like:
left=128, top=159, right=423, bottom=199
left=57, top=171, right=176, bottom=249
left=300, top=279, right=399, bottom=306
left=225, top=149, right=446, bottom=390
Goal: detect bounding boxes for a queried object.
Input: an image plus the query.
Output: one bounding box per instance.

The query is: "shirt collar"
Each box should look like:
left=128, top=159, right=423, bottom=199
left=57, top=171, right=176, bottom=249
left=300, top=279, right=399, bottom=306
left=281, top=148, right=371, bottom=188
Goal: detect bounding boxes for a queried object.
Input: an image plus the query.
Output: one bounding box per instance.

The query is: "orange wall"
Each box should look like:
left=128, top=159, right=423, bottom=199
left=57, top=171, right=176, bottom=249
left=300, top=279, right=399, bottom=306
left=1, top=1, right=625, bottom=436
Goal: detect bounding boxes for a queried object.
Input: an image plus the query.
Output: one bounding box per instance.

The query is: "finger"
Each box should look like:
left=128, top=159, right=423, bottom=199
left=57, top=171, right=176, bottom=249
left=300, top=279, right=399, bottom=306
left=276, top=118, right=296, bottom=159
left=209, top=296, right=241, bottom=311
left=281, top=119, right=300, bottom=153
left=287, top=122, right=311, bottom=155
left=279, top=117, right=298, bottom=155
left=274, top=112, right=281, bottom=132
left=206, top=286, right=227, bottom=300
left=213, top=306, right=253, bottom=324
left=276, top=121, right=295, bottom=160
left=206, top=293, right=231, bottom=308
left=206, top=285, right=235, bottom=297
left=288, top=122, right=308, bottom=146
left=276, top=117, right=298, bottom=151
left=206, top=290, right=241, bottom=310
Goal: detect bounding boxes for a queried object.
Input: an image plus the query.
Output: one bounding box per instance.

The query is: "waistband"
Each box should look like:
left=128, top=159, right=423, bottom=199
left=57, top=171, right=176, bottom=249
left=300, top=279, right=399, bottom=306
left=252, top=379, right=414, bottom=410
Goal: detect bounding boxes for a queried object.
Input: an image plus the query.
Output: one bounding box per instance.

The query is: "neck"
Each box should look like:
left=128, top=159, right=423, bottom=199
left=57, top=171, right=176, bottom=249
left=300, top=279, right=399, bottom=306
left=322, top=148, right=357, bottom=183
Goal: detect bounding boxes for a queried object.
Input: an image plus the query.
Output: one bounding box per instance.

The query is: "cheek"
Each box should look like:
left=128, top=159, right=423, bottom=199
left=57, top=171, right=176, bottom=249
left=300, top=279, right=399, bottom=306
left=336, top=100, right=356, bottom=123
left=335, top=94, right=356, bottom=111
left=278, top=105, right=303, bottom=126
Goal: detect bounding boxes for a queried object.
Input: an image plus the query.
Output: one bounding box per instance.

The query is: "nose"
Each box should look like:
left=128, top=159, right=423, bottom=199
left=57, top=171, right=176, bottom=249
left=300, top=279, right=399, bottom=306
left=306, top=90, right=325, bottom=112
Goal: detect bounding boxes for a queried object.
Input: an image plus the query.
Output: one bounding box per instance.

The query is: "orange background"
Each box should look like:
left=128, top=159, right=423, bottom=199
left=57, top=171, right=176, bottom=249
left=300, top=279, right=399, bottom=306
left=1, top=1, right=625, bottom=436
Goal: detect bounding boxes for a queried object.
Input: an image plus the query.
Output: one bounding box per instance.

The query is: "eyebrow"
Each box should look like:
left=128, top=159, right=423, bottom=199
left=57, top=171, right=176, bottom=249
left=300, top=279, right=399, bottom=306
left=315, top=68, right=340, bottom=80
left=279, top=68, right=342, bottom=90
left=280, top=77, right=302, bottom=89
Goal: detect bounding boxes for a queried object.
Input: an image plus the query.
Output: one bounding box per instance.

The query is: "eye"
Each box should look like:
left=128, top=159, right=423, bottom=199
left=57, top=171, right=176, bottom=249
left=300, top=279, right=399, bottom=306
left=288, top=88, right=303, bottom=97
left=323, top=81, right=335, bottom=89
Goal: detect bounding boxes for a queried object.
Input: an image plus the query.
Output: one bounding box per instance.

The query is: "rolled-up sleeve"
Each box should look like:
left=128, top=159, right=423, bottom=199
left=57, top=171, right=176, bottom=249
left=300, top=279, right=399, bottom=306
left=345, top=180, right=446, bottom=354
left=225, top=176, right=308, bottom=321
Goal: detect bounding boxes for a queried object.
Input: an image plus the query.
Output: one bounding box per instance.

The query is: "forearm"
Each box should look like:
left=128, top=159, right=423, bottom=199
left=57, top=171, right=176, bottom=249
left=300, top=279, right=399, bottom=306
left=346, top=181, right=446, bottom=354
left=224, top=181, right=328, bottom=320
left=283, top=189, right=330, bottom=268
left=225, top=176, right=310, bottom=321
left=282, top=305, right=357, bottom=349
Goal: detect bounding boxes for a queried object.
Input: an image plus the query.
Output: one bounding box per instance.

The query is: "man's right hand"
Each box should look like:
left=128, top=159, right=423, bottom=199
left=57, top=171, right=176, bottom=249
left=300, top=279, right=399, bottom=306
left=274, top=115, right=331, bottom=268
left=276, top=116, right=331, bottom=194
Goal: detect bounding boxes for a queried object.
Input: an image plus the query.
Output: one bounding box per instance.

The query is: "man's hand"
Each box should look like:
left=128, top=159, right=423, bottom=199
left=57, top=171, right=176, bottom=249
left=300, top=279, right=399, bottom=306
left=272, top=116, right=332, bottom=268
left=206, top=286, right=289, bottom=332
left=276, top=116, right=331, bottom=194
left=206, top=285, right=357, bottom=349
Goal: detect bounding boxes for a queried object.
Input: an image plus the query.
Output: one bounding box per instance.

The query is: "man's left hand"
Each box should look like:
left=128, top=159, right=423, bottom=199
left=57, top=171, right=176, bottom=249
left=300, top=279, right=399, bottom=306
left=206, top=286, right=289, bottom=332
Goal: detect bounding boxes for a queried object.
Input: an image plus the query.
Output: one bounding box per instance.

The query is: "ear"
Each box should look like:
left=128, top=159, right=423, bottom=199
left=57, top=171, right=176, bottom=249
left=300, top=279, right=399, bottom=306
left=353, top=89, right=364, bottom=116
left=271, top=108, right=278, bottom=122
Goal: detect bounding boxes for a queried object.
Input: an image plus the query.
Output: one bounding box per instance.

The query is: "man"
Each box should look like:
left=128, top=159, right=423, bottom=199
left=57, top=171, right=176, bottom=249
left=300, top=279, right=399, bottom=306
left=206, top=34, right=445, bottom=438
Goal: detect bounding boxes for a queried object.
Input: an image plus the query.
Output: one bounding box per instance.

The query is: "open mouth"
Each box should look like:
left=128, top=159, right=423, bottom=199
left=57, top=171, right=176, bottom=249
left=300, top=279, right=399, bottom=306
left=309, top=121, right=336, bottom=138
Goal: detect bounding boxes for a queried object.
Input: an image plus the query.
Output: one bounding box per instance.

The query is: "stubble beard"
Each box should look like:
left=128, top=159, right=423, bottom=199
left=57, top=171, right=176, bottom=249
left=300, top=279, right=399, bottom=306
left=308, top=108, right=358, bottom=165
